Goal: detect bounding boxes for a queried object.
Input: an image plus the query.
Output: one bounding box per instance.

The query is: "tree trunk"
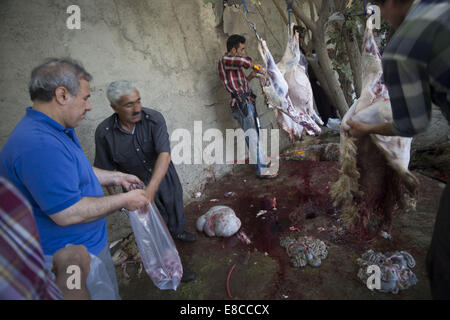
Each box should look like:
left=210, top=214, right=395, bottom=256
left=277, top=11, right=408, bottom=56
left=307, top=57, right=334, bottom=104
left=343, top=28, right=362, bottom=98
left=313, top=33, right=349, bottom=118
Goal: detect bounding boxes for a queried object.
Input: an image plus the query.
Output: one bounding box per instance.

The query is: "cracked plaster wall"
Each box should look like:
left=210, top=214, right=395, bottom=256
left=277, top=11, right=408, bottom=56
left=0, top=0, right=292, bottom=239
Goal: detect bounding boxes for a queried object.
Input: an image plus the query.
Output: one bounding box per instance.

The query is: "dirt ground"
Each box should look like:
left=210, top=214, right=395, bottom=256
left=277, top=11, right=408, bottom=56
left=114, top=139, right=444, bottom=300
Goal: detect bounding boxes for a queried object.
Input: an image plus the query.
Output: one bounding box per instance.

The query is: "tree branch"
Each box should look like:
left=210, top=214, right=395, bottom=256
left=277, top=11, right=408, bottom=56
left=272, top=0, right=288, bottom=25
left=308, top=0, right=316, bottom=22
left=336, top=0, right=348, bottom=11
left=343, top=27, right=362, bottom=97
left=287, top=0, right=316, bottom=32
left=318, top=0, right=331, bottom=25
left=315, top=0, right=322, bottom=13
left=307, top=57, right=333, bottom=103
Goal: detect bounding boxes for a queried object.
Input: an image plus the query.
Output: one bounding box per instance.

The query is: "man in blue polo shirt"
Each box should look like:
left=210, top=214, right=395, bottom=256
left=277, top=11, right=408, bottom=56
left=0, top=58, right=149, bottom=299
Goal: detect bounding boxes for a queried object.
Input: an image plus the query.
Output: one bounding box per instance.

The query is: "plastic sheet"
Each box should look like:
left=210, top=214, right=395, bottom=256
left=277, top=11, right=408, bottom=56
left=85, top=254, right=117, bottom=299
left=128, top=203, right=182, bottom=290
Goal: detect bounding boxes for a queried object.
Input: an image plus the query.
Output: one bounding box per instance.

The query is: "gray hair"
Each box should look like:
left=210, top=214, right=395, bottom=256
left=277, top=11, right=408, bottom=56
left=28, top=58, right=92, bottom=102
left=106, top=80, right=136, bottom=108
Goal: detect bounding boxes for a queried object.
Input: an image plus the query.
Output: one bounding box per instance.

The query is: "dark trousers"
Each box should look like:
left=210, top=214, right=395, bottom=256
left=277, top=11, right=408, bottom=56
left=153, top=162, right=186, bottom=237
left=426, top=182, right=450, bottom=299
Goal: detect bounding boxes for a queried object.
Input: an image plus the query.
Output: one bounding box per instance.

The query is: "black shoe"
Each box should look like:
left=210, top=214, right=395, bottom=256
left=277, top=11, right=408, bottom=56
left=181, top=267, right=196, bottom=283
left=176, top=230, right=197, bottom=242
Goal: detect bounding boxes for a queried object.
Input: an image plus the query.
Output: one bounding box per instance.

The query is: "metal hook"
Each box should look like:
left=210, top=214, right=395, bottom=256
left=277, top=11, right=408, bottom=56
left=345, top=0, right=374, bottom=18
left=243, top=10, right=262, bottom=41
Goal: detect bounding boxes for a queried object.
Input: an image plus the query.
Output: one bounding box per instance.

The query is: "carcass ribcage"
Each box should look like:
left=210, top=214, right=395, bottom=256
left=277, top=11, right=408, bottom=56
left=286, top=67, right=324, bottom=126
left=258, top=36, right=321, bottom=138
left=273, top=108, right=304, bottom=142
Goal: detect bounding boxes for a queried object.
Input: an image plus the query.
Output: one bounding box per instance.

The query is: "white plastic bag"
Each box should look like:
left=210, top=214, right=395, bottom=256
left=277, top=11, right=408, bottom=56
left=128, top=203, right=183, bottom=290
left=85, top=254, right=117, bottom=300
left=326, top=118, right=341, bottom=132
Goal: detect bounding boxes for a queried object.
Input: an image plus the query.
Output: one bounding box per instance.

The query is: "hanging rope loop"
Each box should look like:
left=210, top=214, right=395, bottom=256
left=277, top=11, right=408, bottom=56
left=240, top=0, right=262, bottom=41
left=286, top=0, right=294, bottom=26
left=346, top=0, right=371, bottom=17
left=240, top=0, right=250, bottom=13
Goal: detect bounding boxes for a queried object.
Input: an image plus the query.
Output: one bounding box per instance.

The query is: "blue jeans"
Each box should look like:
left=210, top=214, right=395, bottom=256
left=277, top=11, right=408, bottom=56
left=232, top=103, right=267, bottom=176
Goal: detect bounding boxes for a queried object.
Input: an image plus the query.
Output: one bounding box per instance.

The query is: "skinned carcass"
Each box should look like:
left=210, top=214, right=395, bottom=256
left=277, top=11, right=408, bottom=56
left=278, top=25, right=324, bottom=133
left=257, top=33, right=322, bottom=139
left=330, top=9, right=419, bottom=237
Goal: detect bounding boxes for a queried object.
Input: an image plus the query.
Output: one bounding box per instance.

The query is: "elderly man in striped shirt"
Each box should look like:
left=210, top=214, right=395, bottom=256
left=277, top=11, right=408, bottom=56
left=346, top=0, right=450, bottom=299
left=218, top=34, right=277, bottom=179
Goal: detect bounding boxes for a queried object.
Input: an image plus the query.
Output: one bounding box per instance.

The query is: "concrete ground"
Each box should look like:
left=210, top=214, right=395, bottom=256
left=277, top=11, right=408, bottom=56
left=113, top=139, right=443, bottom=300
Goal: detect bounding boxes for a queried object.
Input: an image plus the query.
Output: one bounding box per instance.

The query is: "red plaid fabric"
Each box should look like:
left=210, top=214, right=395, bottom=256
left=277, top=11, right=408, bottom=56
left=0, top=177, right=62, bottom=300
left=218, top=53, right=256, bottom=108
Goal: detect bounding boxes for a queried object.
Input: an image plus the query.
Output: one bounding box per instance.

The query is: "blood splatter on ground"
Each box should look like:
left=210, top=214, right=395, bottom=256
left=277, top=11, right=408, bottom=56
left=117, top=157, right=442, bottom=300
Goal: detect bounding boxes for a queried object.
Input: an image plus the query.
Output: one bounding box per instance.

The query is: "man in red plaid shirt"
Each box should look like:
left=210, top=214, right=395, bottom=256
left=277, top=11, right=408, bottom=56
left=218, top=35, right=258, bottom=109
left=0, top=177, right=90, bottom=299
left=218, top=34, right=277, bottom=178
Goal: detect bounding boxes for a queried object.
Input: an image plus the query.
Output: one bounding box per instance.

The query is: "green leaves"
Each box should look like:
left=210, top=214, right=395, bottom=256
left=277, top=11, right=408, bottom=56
left=332, top=60, right=353, bottom=83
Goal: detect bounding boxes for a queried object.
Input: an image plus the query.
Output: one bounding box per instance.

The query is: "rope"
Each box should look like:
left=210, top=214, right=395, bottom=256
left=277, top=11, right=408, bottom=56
left=287, top=0, right=294, bottom=26
left=240, top=0, right=250, bottom=13
left=346, top=0, right=371, bottom=17
left=256, top=4, right=283, bottom=49
left=240, top=0, right=262, bottom=41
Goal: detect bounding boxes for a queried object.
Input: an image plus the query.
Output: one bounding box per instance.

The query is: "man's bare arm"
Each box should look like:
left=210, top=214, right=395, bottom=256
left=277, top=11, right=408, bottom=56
left=93, top=167, right=144, bottom=190
left=247, top=70, right=257, bottom=82
left=145, top=152, right=171, bottom=203
left=92, top=167, right=119, bottom=186
left=49, top=190, right=148, bottom=226
left=346, top=120, right=395, bottom=138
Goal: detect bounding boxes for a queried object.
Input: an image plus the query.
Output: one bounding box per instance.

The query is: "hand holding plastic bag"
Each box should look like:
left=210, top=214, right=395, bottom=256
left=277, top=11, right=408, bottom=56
left=128, top=203, right=183, bottom=290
